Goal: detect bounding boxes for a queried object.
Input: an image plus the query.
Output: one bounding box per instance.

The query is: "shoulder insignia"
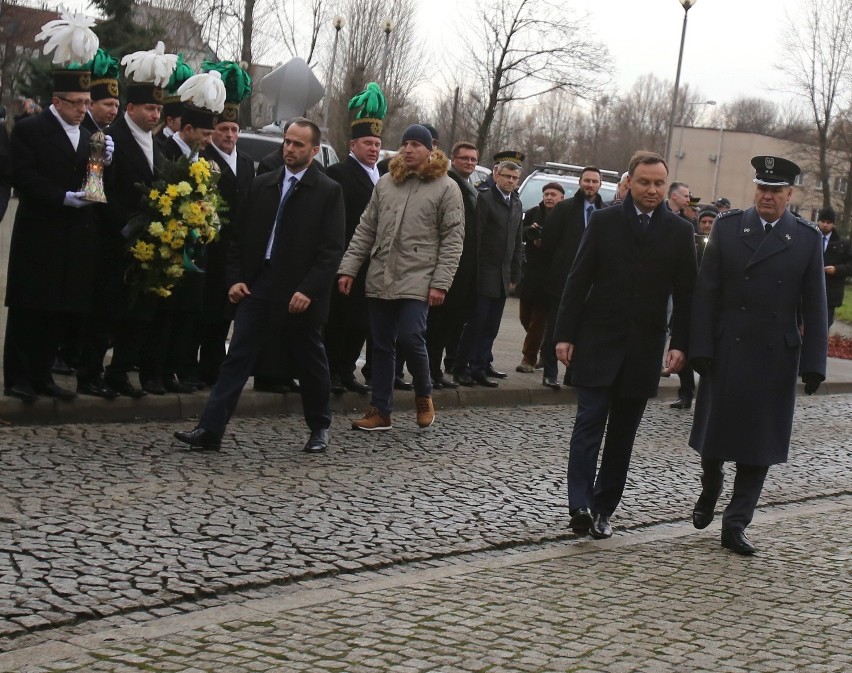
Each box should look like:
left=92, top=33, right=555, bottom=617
left=794, top=214, right=819, bottom=232
left=717, top=208, right=743, bottom=219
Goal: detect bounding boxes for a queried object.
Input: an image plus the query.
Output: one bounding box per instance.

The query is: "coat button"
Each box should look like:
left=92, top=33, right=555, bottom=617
left=735, top=337, right=741, bottom=343
left=741, top=306, right=746, bottom=311
left=777, top=280, right=782, bottom=285
left=745, top=276, right=750, bottom=280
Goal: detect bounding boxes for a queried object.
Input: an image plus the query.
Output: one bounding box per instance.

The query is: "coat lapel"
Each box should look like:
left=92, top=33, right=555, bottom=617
left=348, top=156, right=374, bottom=192
left=42, top=110, right=76, bottom=159
left=747, top=209, right=795, bottom=268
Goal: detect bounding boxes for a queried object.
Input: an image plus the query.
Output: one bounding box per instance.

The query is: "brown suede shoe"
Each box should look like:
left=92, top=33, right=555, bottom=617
left=352, top=405, right=392, bottom=431
left=415, top=396, right=435, bottom=428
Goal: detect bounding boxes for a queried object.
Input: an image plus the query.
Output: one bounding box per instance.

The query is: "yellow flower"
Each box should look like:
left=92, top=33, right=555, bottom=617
left=149, top=189, right=160, bottom=201
left=197, top=183, right=208, bottom=195
left=189, top=159, right=211, bottom=185
left=177, top=181, right=193, bottom=196
left=159, top=245, right=172, bottom=258
left=130, top=240, right=155, bottom=261
left=150, top=286, right=172, bottom=297
left=165, top=184, right=180, bottom=198
left=166, top=219, right=180, bottom=232
left=159, top=230, right=173, bottom=244
left=170, top=237, right=184, bottom=250
left=148, top=221, right=165, bottom=236
left=158, top=194, right=173, bottom=216
left=166, top=264, right=183, bottom=278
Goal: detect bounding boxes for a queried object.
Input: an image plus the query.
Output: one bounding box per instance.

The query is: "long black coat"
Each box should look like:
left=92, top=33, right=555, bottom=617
left=822, top=228, right=852, bottom=308
left=689, top=207, right=827, bottom=466
left=226, top=161, right=345, bottom=327
left=554, top=195, right=697, bottom=398
left=445, top=167, right=479, bottom=309
left=518, top=203, right=552, bottom=304
left=542, top=188, right=605, bottom=301
left=201, top=143, right=255, bottom=322
left=5, top=110, right=96, bottom=313
left=475, top=184, right=523, bottom=299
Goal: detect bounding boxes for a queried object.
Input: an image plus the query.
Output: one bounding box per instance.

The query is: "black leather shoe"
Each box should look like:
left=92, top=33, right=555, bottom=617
left=341, top=377, right=371, bottom=394
left=454, top=373, right=477, bottom=387
left=394, top=376, right=414, bottom=391
left=164, top=376, right=195, bottom=394
left=721, top=528, right=756, bottom=555
left=329, top=375, right=346, bottom=395
left=104, top=375, right=147, bottom=399
left=303, top=428, right=329, bottom=453
left=180, top=376, right=207, bottom=391
left=670, top=397, right=692, bottom=410
left=472, top=375, right=498, bottom=388
left=142, top=379, right=166, bottom=395
left=4, top=384, right=39, bottom=403
left=51, top=357, right=76, bottom=376
left=693, top=473, right=724, bottom=530
left=433, top=376, right=459, bottom=389
left=36, top=383, right=77, bottom=401
left=486, top=366, right=508, bottom=379
left=542, top=376, right=561, bottom=390
left=174, top=427, right=222, bottom=451
left=591, top=513, right=613, bottom=539
left=569, top=507, right=593, bottom=535
left=77, top=377, right=120, bottom=399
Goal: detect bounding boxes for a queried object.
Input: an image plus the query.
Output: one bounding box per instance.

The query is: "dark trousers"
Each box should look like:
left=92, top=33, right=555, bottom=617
left=325, top=286, right=368, bottom=382
left=540, top=304, right=560, bottom=380
left=104, top=318, right=149, bottom=378
left=677, top=364, right=695, bottom=402
left=519, top=299, right=549, bottom=366
left=700, top=457, right=769, bottom=531
left=425, top=301, right=467, bottom=381
left=454, top=295, right=505, bottom=378
left=195, top=319, right=231, bottom=385
left=567, top=386, right=648, bottom=516
left=200, top=270, right=331, bottom=436
left=367, top=298, right=431, bottom=416
left=3, top=307, right=68, bottom=390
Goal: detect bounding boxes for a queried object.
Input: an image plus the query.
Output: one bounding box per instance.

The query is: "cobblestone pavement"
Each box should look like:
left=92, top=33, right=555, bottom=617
left=1, top=497, right=849, bottom=672
left=1, top=394, right=849, bottom=651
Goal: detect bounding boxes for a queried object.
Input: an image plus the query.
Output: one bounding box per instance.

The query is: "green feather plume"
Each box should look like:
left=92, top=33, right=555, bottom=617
left=202, top=60, right=252, bottom=103
left=348, top=82, right=387, bottom=120
left=165, top=53, right=194, bottom=94
left=69, top=48, right=118, bottom=78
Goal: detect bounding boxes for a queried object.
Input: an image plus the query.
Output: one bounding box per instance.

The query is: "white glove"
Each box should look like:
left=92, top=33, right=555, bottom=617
left=103, top=134, right=114, bottom=164
left=64, top=191, right=92, bottom=208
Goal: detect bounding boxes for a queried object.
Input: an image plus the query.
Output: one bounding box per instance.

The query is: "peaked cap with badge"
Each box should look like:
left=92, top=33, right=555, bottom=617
left=493, top=150, right=525, bottom=165
left=202, top=60, right=252, bottom=125
left=348, top=82, right=387, bottom=139
left=751, top=155, right=801, bottom=186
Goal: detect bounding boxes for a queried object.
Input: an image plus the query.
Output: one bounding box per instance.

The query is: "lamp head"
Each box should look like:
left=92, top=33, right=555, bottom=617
left=680, top=0, right=697, bottom=9
left=333, top=16, right=345, bottom=31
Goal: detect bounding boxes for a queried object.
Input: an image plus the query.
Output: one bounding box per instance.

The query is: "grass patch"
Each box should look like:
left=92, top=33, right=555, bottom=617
left=836, top=283, right=852, bottom=324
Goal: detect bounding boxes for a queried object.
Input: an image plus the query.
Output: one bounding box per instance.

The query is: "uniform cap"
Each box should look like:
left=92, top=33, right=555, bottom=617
left=751, top=155, right=801, bottom=187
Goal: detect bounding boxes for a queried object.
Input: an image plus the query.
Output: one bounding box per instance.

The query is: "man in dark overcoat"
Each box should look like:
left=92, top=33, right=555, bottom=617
left=555, top=151, right=697, bottom=540
left=540, top=167, right=605, bottom=389
left=688, top=156, right=827, bottom=555
left=453, top=160, right=523, bottom=387
left=174, top=118, right=345, bottom=453
left=815, top=207, right=852, bottom=328
left=4, top=68, right=101, bottom=402
left=324, top=113, right=382, bottom=395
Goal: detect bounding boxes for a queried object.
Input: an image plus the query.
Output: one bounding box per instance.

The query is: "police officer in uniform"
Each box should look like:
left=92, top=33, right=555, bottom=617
left=689, top=155, right=827, bottom=555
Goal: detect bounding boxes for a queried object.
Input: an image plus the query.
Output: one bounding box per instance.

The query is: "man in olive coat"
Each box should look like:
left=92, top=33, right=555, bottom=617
left=689, top=155, right=827, bottom=556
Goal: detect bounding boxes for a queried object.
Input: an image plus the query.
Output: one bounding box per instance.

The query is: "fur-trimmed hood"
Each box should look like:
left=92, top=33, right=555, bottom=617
left=388, top=150, right=449, bottom=183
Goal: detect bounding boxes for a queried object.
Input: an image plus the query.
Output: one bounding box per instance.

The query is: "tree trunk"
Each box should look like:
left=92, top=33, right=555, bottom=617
left=240, top=0, right=256, bottom=129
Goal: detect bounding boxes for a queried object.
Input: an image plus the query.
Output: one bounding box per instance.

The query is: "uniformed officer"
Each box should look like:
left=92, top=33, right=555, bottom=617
left=688, top=155, right=827, bottom=556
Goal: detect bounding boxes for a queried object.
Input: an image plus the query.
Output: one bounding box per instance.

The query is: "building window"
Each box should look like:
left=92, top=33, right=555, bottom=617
left=794, top=172, right=805, bottom=187
left=834, top=176, right=848, bottom=194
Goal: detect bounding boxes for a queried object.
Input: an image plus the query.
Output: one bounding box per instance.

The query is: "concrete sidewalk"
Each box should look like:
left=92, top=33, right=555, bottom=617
left=2, top=295, right=852, bottom=426
left=2, top=495, right=848, bottom=672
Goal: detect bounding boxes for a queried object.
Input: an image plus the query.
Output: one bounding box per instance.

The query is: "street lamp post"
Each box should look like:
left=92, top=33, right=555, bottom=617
left=664, top=0, right=699, bottom=166
left=673, top=99, right=716, bottom=180
left=380, top=20, right=394, bottom=87
left=321, top=16, right=345, bottom=137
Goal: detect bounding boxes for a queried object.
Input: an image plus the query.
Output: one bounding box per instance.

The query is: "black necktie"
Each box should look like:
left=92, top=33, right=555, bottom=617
left=764, top=222, right=772, bottom=234
left=638, top=213, right=650, bottom=233
left=266, top=176, right=298, bottom=259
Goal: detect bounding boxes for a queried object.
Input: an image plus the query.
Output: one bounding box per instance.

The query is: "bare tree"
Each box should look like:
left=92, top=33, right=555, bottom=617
left=274, top=0, right=328, bottom=66
left=469, top=0, right=610, bottom=155
left=778, top=0, right=852, bottom=208
left=719, top=97, right=778, bottom=134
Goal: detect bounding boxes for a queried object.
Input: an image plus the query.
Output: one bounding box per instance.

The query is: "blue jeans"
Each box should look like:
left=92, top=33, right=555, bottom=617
left=367, top=299, right=431, bottom=416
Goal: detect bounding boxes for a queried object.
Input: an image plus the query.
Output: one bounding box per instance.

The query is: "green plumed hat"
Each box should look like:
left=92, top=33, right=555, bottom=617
left=162, top=53, right=194, bottom=116
left=348, top=82, right=387, bottom=139
left=202, top=60, right=252, bottom=125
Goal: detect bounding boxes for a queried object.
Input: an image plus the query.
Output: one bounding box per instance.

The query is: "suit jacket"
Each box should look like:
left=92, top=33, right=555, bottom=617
left=5, top=109, right=96, bottom=313
left=445, top=166, right=479, bottom=309
left=226, top=161, right=345, bottom=326
left=518, top=202, right=553, bottom=304
left=475, top=184, right=523, bottom=298
left=201, top=143, right=255, bottom=321
left=822, top=228, right=852, bottom=308
left=554, top=194, right=697, bottom=397
left=689, top=207, right=827, bottom=466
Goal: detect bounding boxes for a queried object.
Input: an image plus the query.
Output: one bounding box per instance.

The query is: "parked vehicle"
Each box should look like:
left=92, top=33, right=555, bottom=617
left=236, top=131, right=340, bottom=171
left=518, top=162, right=619, bottom=211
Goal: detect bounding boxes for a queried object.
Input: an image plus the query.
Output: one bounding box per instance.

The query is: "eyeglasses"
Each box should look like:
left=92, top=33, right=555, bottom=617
left=57, top=96, right=90, bottom=108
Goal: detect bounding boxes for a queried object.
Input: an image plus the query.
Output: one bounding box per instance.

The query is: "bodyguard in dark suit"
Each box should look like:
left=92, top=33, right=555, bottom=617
left=174, top=118, right=345, bottom=453
left=555, top=151, right=697, bottom=540
left=815, top=207, right=852, bottom=327
left=324, top=119, right=382, bottom=395
left=3, top=79, right=102, bottom=402
left=689, top=156, right=827, bottom=555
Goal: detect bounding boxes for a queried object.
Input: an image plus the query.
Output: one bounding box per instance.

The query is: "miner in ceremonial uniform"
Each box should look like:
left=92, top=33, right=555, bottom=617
left=3, top=12, right=110, bottom=403
left=154, top=55, right=193, bottom=147
left=689, top=155, right=827, bottom=556
left=80, top=49, right=120, bottom=133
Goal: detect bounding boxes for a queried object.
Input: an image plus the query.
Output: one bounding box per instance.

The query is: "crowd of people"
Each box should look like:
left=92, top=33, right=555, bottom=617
left=2, top=13, right=850, bottom=556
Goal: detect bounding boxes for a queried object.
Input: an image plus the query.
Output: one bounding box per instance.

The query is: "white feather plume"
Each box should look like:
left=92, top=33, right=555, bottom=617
left=36, top=10, right=99, bottom=65
left=177, top=71, right=226, bottom=113
left=120, top=41, right=178, bottom=87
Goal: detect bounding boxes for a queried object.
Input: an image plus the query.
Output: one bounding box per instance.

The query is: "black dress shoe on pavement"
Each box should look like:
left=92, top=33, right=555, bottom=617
left=692, top=472, right=724, bottom=530
left=142, top=379, right=166, bottom=395
left=174, top=427, right=222, bottom=451
left=569, top=507, right=593, bottom=535
left=329, top=375, right=346, bottom=395
left=472, top=375, right=498, bottom=388
left=303, top=428, right=329, bottom=453
left=341, top=377, right=371, bottom=394
left=486, top=366, right=508, bottom=379
left=4, top=384, right=39, bottom=403
left=454, top=373, right=477, bottom=387
left=433, top=376, right=459, bottom=389
left=104, top=375, right=147, bottom=399
left=51, top=357, right=76, bottom=376
left=542, top=376, right=561, bottom=390
left=670, top=397, right=692, bottom=410
left=77, top=377, right=120, bottom=399
left=163, top=376, right=195, bottom=394
left=36, top=383, right=77, bottom=401
left=721, top=528, right=756, bottom=555
left=394, top=376, right=414, bottom=391
left=180, top=376, right=207, bottom=391
left=591, top=513, right=613, bottom=539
